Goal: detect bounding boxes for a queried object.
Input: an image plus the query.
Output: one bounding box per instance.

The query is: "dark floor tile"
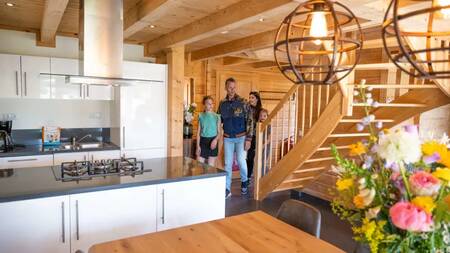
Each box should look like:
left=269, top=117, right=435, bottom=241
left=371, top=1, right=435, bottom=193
left=225, top=179, right=357, bottom=253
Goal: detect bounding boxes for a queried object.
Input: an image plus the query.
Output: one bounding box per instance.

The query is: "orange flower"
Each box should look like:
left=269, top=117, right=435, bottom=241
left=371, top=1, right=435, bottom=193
left=349, top=142, right=367, bottom=156
left=445, top=195, right=450, bottom=210
left=353, top=195, right=365, bottom=209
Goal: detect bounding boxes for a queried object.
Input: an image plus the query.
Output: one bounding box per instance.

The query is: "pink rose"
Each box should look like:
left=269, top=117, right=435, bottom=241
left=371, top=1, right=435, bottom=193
left=389, top=202, right=433, bottom=232
left=409, top=171, right=441, bottom=196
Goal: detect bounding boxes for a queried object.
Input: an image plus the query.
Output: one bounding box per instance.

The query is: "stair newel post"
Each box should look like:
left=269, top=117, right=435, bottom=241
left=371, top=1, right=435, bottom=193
left=254, top=122, right=264, bottom=201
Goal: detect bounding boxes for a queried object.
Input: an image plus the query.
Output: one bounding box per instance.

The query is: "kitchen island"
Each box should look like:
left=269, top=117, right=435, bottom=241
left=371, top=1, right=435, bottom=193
left=0, top=157, right=226, bottom=253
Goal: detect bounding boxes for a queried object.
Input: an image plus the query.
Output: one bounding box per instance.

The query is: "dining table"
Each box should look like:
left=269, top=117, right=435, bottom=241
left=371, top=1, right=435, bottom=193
left=89, top=210, right=345, bottom=253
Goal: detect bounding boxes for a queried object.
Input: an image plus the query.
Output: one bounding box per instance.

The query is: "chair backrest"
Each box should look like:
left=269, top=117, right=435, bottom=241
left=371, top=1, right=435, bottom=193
left=276, top=199, right=321, bottom=238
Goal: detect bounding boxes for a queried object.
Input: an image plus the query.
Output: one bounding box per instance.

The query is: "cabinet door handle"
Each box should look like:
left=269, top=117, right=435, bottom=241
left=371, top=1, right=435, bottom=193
left=24, top=72, right=27, bottom=96
left=61, top=201, right=66, bottom=243
left=76, top=200, right=80, bottom=240
left=15, top=71, right=19, bottom=96
left=161, top=189, right=165, bottom=224
left=80, top=85, right=83, bottom=98
left=7, top=158, right=38, bottom=162
left=123, top=126, right=126, bottom=148
left=87, top=85, right=90, bottom=97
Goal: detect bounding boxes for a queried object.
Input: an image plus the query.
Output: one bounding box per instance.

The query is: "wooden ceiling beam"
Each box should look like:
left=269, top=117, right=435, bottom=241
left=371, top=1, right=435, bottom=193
left=190, top=29, right=277, bottom=61
left=145, top=0, right=295, bottom=56
left=222, top=56, right=261, bottom=66
left=124, top=0, right=170, bottom=38
left=37, top=0, right=69, bottom=47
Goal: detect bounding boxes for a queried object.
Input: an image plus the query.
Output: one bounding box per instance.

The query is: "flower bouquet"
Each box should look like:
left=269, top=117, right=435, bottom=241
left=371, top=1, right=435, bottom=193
left=183, top=103, right=197, bottom=138
left=331, top=82, right=450, bottom=252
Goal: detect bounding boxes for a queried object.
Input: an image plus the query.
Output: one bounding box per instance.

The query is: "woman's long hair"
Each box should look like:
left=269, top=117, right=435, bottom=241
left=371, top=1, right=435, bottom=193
left=249, top=91, right=262, bottom=121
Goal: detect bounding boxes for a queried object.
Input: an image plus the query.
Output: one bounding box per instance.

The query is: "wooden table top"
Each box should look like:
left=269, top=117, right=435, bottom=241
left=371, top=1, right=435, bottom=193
left=90, top=211, right=345, bottom=253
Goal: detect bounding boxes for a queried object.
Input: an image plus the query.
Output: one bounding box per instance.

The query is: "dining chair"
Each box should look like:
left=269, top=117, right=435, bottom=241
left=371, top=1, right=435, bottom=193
left=276, top=199, right=321, bottom=238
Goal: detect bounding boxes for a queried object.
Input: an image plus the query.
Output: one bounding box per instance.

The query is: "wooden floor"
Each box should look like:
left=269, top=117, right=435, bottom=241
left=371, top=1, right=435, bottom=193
left=226, top=179, right=356, bottom=253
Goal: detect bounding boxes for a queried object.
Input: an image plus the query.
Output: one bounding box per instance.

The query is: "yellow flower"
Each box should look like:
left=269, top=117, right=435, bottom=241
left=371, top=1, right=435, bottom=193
left=433, top=168, right=450, bottom=184
left=352, top=218, right=386, bottom=253
left=353, top=195, right=365, bottom=209
left=369, top=135, right=378, bottom=143
left=422, top=141, right=450, bottom=167
left=411, top=196, right=436, bottom=214
left=336, top=178, right=353, bottom=191
left=349, top=142, right=367, bottom=156
left=422, top=141, right=447, bottom=156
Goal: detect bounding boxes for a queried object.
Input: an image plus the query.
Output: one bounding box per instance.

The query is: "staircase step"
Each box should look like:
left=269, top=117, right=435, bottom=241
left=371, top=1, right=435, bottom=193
left=305, top=157, right=334, bottom=163
left=353, top=103, right=427, bottom=108
left=328, top=133, right=370, bottom=138
left=283, top=176, right=316, bottom=184
left=317, top=145, right=349, bottom=151
left=293, top=167, right=327, bottom=173
left=353, top=84, right=439, bottom=89
left=340, top=119, right=394, bottom=123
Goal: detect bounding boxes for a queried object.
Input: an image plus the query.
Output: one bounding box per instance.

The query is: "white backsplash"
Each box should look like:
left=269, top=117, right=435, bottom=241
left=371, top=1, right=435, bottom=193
left=0, top=98, right=112, bottom=129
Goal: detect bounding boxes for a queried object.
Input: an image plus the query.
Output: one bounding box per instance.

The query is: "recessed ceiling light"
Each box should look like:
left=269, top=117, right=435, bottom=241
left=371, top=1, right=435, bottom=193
left=259, top=18, right=265, bottom=22
left=149, top=25, right=155, bottom=28
left=221, top=31, right=229, bottom=34
left=6, top=2, right=14, bottom=7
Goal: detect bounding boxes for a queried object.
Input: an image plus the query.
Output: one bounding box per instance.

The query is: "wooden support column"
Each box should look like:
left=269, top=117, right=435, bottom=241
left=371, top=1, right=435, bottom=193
left=166, top=46, right=185, bottom=157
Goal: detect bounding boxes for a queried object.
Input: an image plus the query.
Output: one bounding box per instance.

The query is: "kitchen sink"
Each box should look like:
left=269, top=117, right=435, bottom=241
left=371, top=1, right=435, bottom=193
left=79, top=143, right=102, bottom=149
left=60, top=143, right=103, bottom=150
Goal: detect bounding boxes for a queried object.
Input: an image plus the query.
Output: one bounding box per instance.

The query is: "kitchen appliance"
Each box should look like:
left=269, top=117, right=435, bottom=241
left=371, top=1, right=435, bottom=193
left=0, top=121, right=14, bottom=152
left=53, top=157, right=151, bottom=182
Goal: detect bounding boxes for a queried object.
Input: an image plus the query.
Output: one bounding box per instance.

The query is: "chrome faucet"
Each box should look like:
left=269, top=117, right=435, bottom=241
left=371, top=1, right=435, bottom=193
left=71, top=134, right=92, bottom=146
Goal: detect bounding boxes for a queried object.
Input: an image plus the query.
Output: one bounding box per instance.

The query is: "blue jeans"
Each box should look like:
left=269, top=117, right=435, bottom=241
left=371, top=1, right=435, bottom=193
left=224, top=136, right=248, bottom=191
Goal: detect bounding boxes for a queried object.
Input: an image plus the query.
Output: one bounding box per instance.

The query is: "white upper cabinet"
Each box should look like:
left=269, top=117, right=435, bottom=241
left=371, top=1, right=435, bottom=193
left=50, top=58, right=83, bottom=100
left=0, top=54, right=21, bottom=98
left=120, top=82, right=167, bottom=150
left=123, top=61, right=166, bottom=82
left=21, top=55, right=51, bottom=99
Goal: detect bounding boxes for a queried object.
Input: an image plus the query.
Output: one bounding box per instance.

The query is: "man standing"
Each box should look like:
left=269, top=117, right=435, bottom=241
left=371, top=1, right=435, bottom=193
left=218, top=78, right=254, bottom=198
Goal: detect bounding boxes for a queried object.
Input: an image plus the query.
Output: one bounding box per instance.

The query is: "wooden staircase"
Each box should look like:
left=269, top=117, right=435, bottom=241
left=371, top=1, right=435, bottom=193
left=253, top=63, right=450, bottom=201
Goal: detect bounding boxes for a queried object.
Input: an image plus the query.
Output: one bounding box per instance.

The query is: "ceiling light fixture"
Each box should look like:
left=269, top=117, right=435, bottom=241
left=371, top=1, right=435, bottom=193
left=259, top=18, right=265, bottom=22
left=6, top=2, right=14, bottom=7
left=382, top=0, right=450, bottom=79
left=221, top=30, right=229, bottom=34
left=149, top=25, right=155, bottom=28
left=274, top=0, right=362, bottom=85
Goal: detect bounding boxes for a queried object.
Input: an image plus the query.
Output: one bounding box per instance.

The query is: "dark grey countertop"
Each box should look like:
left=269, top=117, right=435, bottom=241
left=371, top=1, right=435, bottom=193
left=0, top=157, right=226, bottom=203
left=0, top=142, right=120, bottom=158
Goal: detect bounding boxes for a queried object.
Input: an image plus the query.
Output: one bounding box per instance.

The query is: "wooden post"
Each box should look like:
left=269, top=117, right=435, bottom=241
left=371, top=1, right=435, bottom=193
left=254, top=123, right=263, bottom=200
left=166, top=46, right=185, bottom=157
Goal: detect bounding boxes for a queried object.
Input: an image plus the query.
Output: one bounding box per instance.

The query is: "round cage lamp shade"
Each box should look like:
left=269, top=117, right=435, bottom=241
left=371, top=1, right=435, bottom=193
left=274, top=0, right=363, bottom=85
left=382, top=0, right=450, bottom=79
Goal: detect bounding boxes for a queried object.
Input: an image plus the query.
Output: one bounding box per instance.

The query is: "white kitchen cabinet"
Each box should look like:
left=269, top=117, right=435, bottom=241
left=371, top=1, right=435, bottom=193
left=123, top=61, right=167, bottom=81
left=156, top=176, right=226, bottom=231
left=0, top=155, right=54, bottom=169
left=53, top=152, right=89, bottom=164
left=20, top=55, right=51, bottom=99
left=50, top=58, right=83, bottom=100
left=70, top=185, right=157, bottom=253
left=89, top=150, right=121, bottom=161
left=120, top=82, right=167, bottom=151
left=0, top=54, right=21, bottom=98
left=84, top=84, right=114, bottom=101
left=0, top=196, right=70, bottom=253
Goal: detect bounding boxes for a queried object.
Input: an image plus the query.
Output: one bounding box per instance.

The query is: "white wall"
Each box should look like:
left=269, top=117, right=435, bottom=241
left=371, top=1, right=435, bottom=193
left=0, top=29, right=153, bottom=62
left=0, top=98, right=111, bottom=129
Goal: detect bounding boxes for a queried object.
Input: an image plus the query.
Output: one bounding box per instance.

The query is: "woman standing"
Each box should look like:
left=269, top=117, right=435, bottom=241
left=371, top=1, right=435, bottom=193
left=246, top=91, right=262, bottom=182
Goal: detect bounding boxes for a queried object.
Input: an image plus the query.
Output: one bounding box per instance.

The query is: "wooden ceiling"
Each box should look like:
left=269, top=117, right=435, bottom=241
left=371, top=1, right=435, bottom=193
left=0, top=0, right=421, bottom=61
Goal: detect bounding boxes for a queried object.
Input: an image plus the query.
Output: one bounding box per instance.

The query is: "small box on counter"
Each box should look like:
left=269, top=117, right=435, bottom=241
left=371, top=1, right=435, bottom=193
left=42, top=126, right=61, bottom=146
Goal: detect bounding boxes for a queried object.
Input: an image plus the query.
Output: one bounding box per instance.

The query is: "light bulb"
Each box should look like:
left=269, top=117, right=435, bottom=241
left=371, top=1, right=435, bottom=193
left=309, top=11, right=328, bottom=45
left=437, top=0, right=450, bottom=19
